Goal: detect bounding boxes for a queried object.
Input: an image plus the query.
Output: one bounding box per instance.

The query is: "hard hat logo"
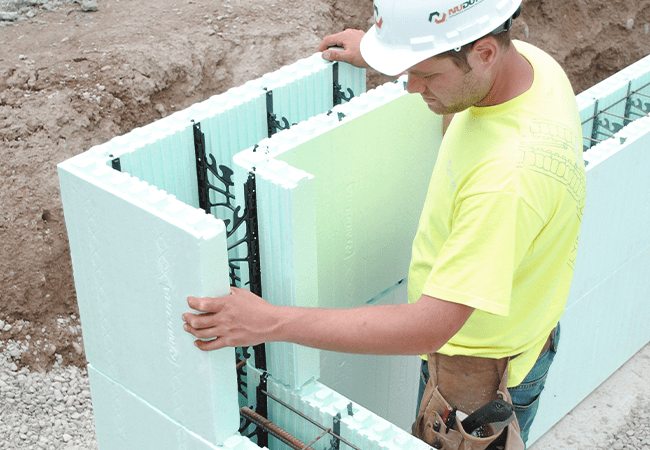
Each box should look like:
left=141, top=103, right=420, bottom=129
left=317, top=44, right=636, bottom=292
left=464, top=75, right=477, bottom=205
left=374, top=4, right=384, bottom=30
left=430, top=0, right=485, bottom=25
left=428, top=11, right=447, bottom=24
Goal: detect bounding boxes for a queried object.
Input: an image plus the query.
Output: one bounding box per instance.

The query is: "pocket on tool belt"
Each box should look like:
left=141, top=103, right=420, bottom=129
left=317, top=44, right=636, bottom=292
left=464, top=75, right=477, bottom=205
left=414, top=385, right=503, bottom=450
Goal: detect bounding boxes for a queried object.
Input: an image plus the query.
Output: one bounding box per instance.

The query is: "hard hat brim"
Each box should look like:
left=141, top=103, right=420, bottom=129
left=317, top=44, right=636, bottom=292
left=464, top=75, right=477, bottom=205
left=360, top=25, right=443, bottom=77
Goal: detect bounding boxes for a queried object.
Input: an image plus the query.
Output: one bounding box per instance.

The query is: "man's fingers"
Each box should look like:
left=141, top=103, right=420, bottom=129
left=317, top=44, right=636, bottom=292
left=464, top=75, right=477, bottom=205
left=183, top=312, right=217, bottom=329
left=194, top=337, right=227, bottom=352
left=184, top=323, right=220, bottom=339
left=322, top=49, right=342, bottom=62
left=183, top=310, right=227, bottom=331
left=317, top=32, right=345, bottom=52
left=187, top=295, right=226, bottom=313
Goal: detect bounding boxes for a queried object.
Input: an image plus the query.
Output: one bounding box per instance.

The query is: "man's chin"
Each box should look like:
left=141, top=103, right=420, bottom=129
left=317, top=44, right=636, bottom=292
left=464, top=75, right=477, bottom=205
left=426, top=101, right=446, bottom=115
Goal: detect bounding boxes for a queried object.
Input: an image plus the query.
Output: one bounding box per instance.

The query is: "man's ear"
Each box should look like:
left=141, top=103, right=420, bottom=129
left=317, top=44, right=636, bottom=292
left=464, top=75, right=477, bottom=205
left=469, top=36, right=500, bottom=69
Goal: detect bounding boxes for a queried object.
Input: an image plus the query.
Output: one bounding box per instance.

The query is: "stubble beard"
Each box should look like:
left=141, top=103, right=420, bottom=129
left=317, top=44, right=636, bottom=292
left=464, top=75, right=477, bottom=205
left=426, top=72, right=490, bottom=115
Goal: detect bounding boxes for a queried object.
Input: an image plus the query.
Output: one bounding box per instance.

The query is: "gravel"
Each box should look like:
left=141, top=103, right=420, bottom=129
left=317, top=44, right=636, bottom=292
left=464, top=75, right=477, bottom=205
left=0, top=340, right=98, bottom=449
left=596, top=397, right=650, bottom=450
left=0, top=0, right=99, bottom=22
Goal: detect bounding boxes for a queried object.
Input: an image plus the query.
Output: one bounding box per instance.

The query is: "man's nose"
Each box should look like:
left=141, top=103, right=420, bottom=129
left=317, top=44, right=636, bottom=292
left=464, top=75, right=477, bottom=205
left=405, top=73, right=426, bottom=94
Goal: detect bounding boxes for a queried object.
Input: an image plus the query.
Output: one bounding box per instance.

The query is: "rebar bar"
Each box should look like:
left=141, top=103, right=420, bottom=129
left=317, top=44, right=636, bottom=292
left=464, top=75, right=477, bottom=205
left=601, top=111, right=635, bottom=122
left=581, top=80, right=650, bottom=126
left=261, top=390, right=363, bottom=450
left=240, top=407, right=316, bottom=450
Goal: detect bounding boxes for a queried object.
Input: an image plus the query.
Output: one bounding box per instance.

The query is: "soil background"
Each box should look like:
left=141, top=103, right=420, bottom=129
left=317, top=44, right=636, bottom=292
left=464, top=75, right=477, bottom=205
left=1, top=0, right=650, bottom=373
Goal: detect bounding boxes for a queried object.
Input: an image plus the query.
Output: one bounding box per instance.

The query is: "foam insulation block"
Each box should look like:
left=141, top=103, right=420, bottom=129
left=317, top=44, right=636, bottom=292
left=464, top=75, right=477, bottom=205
left=234, top=79, right=443, bottom=390
left=58, top=153, right=238, bottom=445
left=247, top=366, right=430, bottom=450
left=568, top=115, right=650, bottom=305
left=89, top=365, right=264, bottom=450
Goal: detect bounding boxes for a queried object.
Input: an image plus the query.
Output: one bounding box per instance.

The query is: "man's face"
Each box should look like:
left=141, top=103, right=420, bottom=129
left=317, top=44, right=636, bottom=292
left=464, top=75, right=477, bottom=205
left=405, top=54, right=491, bottom=115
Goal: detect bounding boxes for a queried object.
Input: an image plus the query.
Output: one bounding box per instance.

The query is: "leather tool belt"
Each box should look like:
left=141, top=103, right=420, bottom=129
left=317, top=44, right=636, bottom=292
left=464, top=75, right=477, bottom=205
left=412, top=352, right=525, bottom=450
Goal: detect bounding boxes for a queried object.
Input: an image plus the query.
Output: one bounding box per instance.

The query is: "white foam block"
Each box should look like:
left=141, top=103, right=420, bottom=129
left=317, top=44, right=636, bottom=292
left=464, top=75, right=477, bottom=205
left=58, top=155, right=238, bottom=444
left=89, top=365, right=264, bottom=450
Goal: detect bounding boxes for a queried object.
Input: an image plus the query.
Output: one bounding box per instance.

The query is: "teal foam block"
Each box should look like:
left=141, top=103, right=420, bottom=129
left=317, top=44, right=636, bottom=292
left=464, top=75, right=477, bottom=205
left=58, top=152, right=239, bottom=444
left=89, top=365, right=264, bottom=450
left=336, top=60, right=366, bottom=106
left=567, top=116, right=650, bottom=307
left=256, top=171, right=319, bottom=389
left=106, top=122, right=199, bottom=209
left=269, top=62, right=333, bottom=127
left=108, top=57, right=364, bottom=293
left=273, top=92, right=441, bottom=311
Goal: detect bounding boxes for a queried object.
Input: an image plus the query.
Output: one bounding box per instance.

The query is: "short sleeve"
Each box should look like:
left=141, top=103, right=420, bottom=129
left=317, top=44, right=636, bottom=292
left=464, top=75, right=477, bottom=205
left=421, top=192, right=545, bottom=316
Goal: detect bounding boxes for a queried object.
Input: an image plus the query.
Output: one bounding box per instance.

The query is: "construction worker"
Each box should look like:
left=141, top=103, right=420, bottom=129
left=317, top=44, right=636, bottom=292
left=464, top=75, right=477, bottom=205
left=183, top=0, right=585, bottom=447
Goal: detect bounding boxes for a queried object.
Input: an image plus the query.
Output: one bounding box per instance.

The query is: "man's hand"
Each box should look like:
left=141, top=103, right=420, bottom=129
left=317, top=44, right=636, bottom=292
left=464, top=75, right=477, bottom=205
left=317, top=29, right=369, bottom=69
left=182, top=287, right=280, bottom=351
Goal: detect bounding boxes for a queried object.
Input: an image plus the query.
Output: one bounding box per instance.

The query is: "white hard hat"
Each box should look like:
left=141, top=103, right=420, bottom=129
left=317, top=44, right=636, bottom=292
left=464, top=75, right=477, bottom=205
left=360, top=0, right=522, bottom=76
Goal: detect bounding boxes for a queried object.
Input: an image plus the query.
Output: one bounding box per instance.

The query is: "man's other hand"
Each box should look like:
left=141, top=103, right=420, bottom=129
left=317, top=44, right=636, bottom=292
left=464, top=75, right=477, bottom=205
left=183, top=287, right=280, bottom=351
left=317, top=29, right=369, bottom=69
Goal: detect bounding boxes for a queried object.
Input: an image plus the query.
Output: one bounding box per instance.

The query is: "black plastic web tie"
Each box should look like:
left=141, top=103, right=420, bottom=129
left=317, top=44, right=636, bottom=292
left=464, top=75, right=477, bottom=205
left=109, top=154, right=121, bottom=172
left=265, top=89, right=291, bottom=137
left=333, top=62, right=354, bottom=106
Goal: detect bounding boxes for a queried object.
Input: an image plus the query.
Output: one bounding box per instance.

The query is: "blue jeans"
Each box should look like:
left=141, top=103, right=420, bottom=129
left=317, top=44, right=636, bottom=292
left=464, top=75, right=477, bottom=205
left=416, top=324, right=560, bottom=448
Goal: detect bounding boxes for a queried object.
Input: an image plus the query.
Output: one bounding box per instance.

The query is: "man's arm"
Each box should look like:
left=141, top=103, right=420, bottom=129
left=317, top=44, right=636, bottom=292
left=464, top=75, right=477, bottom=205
left=183, top=287, right=473, bottom=355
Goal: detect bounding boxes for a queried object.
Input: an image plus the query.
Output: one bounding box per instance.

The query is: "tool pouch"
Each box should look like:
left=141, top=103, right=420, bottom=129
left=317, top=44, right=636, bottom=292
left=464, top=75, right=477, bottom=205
left=412, top=353, right=524, bottom=450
